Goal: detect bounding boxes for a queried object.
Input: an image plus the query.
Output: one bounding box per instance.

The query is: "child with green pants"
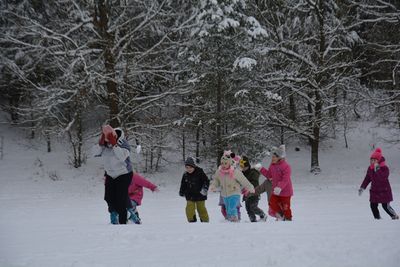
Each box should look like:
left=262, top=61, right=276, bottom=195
left=179, top=157, right=210, bottom=222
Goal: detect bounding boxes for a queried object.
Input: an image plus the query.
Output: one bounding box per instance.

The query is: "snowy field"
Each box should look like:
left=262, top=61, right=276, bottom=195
left=1, top=122, right=399, bottom=267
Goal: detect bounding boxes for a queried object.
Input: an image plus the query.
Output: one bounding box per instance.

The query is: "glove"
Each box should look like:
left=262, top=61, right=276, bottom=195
left=99, top=133, right=106, bottom=146
left=107, top=132, right=117, bottom=146
left=200, top=188, right=208, bottom=196
left=358, top=188, right=364, bottom=196
left=179, top=191, right=185, bottom=197
left=273, top=187, right=282, bottom=195
left=254, top=163, right=262, bottom=171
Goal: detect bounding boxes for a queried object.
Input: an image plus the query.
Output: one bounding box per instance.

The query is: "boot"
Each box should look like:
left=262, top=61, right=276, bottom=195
left=110, top=211, right=119, bottom=224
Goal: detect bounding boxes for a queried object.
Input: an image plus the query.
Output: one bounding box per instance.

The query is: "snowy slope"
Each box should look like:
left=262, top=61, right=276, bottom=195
left=0, top=121, right=399, bottom=267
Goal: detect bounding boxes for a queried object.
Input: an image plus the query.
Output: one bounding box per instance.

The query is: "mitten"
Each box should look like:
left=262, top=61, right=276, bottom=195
left=273, top=187, right=282, bottom=195
left=254, top=163, right=262, bottom=171
left=200, top=188, right=208, bottom=196
left=358, top=188, right=364, bottom=196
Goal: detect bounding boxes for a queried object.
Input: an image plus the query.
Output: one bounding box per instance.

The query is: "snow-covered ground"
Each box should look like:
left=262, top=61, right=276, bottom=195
left=0, top=121, right=399, bottom=267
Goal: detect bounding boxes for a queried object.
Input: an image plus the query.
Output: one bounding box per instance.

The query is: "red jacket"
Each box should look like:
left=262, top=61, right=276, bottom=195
left=260, top=159, right=293, bottom=197
left=128, top=173, right=157, bottom=205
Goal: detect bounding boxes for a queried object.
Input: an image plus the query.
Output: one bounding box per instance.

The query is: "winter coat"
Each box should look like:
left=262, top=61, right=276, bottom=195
left=128, top=173, right=157, bottom=206
left=242, top=168, right=261, bottom=201
left=259, top=159, right=293, bottom=197
left=211, top=167, right=255, bottom=198
left=179, top=167, right=210, bottom=201
left=360, top=157, right=393, bottom=203
left=96, top=139, right=132, bottom=179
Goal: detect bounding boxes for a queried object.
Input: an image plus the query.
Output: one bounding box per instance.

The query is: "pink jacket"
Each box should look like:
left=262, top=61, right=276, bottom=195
left=128, top=173, right=158, bottom=205
left=260, top=159, right=293, bottom=197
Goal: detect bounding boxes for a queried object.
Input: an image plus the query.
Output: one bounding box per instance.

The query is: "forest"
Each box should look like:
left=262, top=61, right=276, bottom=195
left=1, top=0, right=399, bottom=172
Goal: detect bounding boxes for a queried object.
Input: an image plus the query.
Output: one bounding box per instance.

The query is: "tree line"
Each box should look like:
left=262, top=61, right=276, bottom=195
left=1, top=0, right=399, bottom=172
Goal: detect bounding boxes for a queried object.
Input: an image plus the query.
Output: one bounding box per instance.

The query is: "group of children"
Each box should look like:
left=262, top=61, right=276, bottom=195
left=96, top=125, right=399, bottom=224
left=179, top=145, right=293, bottom=223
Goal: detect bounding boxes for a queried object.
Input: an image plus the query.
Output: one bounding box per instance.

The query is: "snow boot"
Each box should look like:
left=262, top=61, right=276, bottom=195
left=110, top=211, right=119, bottom=224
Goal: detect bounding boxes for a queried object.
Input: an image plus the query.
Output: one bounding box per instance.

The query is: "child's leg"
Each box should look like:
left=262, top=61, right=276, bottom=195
left=221, top=206, right=227, bottom=219
left=196, top=201, right=209, bottom=222
left=280, top=196, right=292, bottom=220
left=370, top=202, right=381, bottom=219
left=381, top=203, right=398, bottom=219
left=245, top=197, right=257, bottom=222
left=223, top=195, right=240, bottom=221
left=186, top=201, right=197, bottom=222
left=128, top=200, right=141, bottom=224
left=268, top=195, right=282, bottom=218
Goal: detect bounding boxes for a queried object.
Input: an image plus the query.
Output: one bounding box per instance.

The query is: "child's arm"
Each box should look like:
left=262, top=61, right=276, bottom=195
left=209, top=171, right=220, bottom=192
left=236, top=171, right=255, bottom=194
left=134, top=173, right=157, bottom=191
left=179, top=174, right=186, bottom=197
left=360, top=169, right=372, bottom=190
left=276, top=164, right=291, bottom=191
left=259, top=166, right=271, bottom=179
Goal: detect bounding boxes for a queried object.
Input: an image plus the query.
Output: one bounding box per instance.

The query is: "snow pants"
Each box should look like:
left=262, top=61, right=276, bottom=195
left=245, top=196, right=265, bottom=222
left=370, top=202, right=397, bottom=219
left=104, top=172, right=132, bottom=224
left=186, top=200, right=209, bottom=222
left=269, top=195, right=292, bottom=220
left=223, top=195, right=241, bottom=221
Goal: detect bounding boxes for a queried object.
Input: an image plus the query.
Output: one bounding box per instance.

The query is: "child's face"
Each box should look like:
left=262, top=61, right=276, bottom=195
left=370, top=158, right=378, bottom=164
left=271, top=154, right=280, bottom=163
left=220, top=156, right=231, bottom=169
left=185, top=165, right=195, bottom=174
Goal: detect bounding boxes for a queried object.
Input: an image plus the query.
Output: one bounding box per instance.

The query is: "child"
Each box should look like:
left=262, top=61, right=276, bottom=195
left=179, top=157, right=210, bottom=222
left=210, top=151, right=255, bottom=222
left=96, top=126, right=132, bottom=225
left=127, top=172, right=159, bottom=224
left=256, top=145, right=293, bottom=221
left=240, top=156, right=266, bottom=222
left=218, top=151, right=242, bottom=220
left=359, top=148, right=399, bottom=220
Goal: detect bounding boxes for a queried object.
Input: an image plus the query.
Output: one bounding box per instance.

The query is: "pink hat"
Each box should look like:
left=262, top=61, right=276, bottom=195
left=370, top=148, right=382, bottom=161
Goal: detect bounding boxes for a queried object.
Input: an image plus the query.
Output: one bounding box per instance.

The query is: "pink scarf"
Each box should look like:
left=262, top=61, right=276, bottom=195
left=219, top=166, right=235, bottom=179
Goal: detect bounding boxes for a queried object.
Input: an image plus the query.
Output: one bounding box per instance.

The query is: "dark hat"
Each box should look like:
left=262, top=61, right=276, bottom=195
left=185, top=157, right=196, bottom=168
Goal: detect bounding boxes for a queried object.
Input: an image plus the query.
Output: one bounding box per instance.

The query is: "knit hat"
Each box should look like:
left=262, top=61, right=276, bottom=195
left=240, top=156, right=251, bottom=169
left=370, top=148, right=383, bottom=161
left=185, top=157, right=196, bottom=168
left=221, top=150, right=235, bottom=166
left=271, top=145, right=286, bottom=158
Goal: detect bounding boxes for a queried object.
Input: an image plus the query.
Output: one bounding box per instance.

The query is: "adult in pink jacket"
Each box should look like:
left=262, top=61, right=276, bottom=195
left=127, top=173, right=158, bottom=224
left=257, top=145, right=293, bottom=221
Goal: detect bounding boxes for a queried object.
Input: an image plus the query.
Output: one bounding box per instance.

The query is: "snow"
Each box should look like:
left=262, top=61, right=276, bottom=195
left=1, top=121, right=400, bottom=267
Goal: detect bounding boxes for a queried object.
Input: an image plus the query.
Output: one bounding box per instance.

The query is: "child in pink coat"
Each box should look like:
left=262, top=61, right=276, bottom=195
left=256, top=145, right=293, bottom=221
left=127, top=173, right=159, bottom=224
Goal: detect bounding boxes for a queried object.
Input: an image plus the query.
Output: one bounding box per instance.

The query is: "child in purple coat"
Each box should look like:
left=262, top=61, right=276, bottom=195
left=359, top=148, right=399, bottom=220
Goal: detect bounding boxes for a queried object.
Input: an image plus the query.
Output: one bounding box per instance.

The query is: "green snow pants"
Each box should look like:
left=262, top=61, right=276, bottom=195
left=186, top=200, right=209, bottom=222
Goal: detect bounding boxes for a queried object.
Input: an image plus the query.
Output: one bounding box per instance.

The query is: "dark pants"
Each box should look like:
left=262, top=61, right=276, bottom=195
left=104, top=172, right=132, bottom=224
left=370, top=202, right=397, bottom=219
left=245, top=196, right=265, bottom=222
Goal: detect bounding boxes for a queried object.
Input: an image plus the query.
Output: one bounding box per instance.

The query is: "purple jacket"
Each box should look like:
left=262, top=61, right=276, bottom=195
left=360, top=158, right=393, bottom=203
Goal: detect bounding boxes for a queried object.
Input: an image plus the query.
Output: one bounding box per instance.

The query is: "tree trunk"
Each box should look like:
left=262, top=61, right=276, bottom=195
left=95, top=0, right=119, bottom=127
left=215, top=75, right=223, bottom=166
left=195, top=125, right=200, bottom=163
